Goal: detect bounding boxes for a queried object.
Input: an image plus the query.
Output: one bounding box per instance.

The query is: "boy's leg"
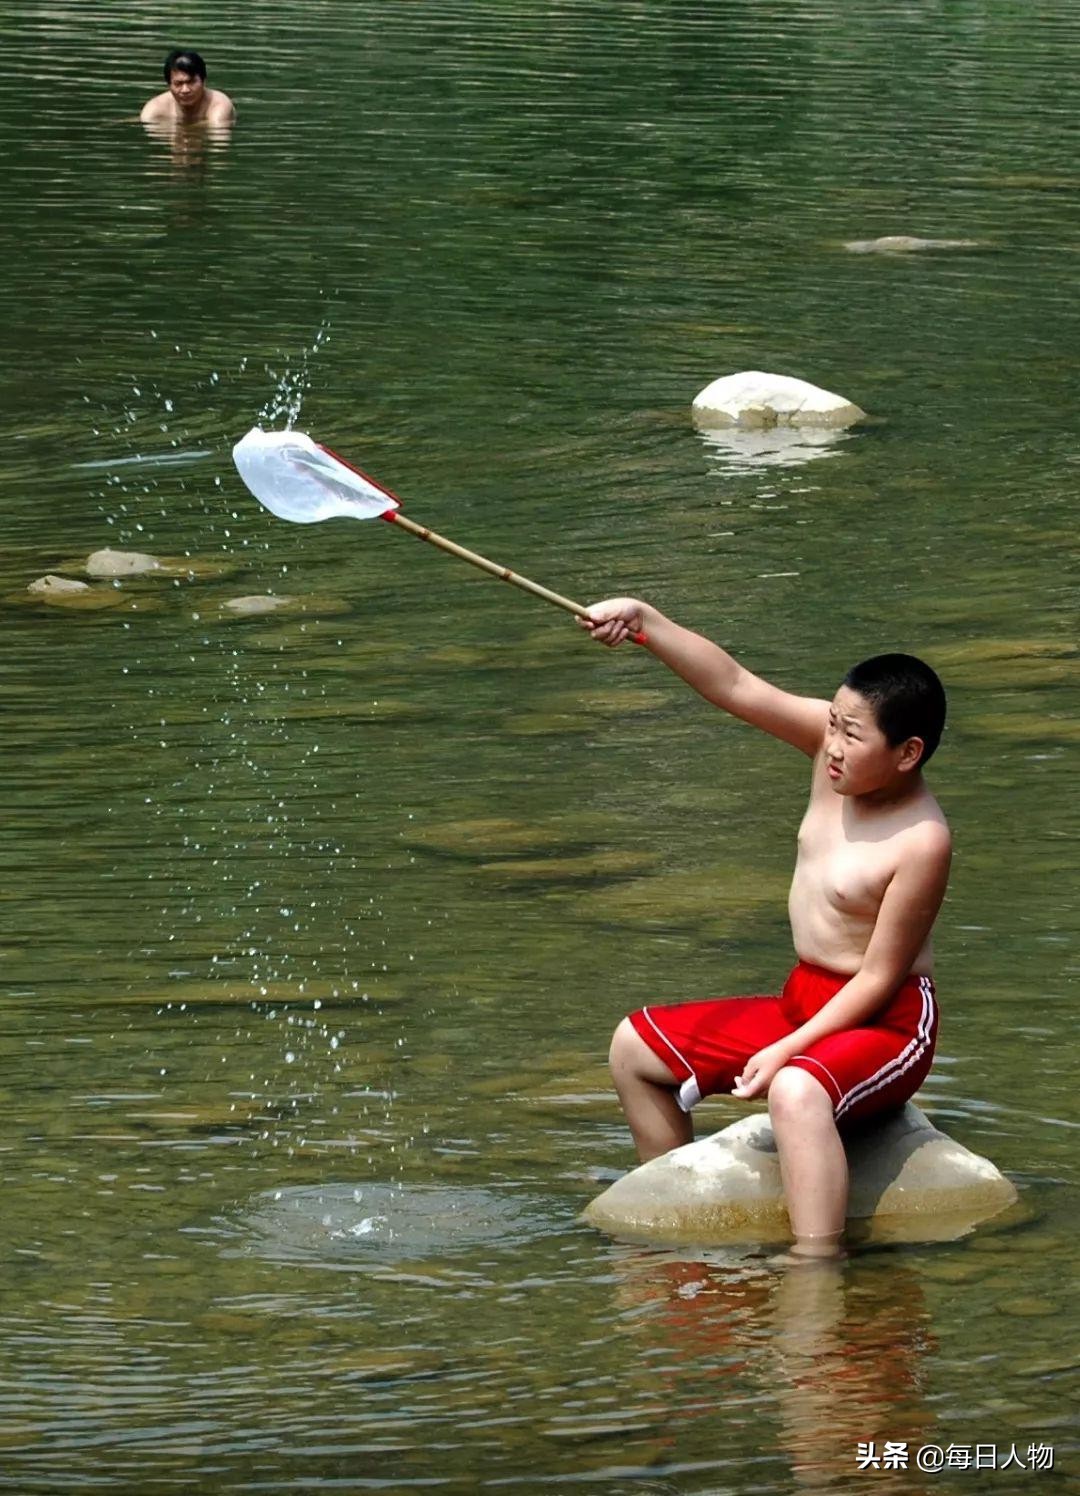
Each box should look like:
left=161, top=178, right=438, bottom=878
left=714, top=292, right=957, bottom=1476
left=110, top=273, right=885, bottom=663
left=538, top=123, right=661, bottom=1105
left=768, top=1066, right=848, bottom=1256
left=609, top=1018, right=692, bottom=1160
left=612, top=992, right=796, bottom=1161
left=768, top=975, right=939, bottom=1255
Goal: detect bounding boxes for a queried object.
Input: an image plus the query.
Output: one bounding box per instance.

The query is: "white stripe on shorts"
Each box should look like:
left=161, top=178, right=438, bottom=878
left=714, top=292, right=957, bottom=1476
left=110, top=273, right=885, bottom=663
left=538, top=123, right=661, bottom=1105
left=834, top=977, right=937, bottom=1121
left=639, top=1006, right=701, bottom=1113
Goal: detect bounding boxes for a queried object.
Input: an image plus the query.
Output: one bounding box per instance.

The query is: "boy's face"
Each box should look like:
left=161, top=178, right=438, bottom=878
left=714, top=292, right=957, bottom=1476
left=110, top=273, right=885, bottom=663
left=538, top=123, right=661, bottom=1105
left=825, top=686, right=921, bottom=796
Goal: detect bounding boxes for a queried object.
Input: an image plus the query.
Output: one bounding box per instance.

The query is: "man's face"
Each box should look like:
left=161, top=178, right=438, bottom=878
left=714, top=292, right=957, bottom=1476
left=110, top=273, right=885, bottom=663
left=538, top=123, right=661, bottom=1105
left=169, top=69, right=205, bottom=109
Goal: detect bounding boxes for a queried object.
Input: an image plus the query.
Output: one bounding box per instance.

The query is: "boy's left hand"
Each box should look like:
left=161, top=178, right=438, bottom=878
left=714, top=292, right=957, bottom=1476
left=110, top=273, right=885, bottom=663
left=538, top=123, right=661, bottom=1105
left=732, top=1042, right=791, bottom=1100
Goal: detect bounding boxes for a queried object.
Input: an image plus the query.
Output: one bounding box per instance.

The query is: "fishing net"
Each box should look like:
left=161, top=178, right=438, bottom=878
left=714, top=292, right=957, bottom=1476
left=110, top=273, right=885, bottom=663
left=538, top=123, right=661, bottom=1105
left=232, top=426, right=400, bottom=524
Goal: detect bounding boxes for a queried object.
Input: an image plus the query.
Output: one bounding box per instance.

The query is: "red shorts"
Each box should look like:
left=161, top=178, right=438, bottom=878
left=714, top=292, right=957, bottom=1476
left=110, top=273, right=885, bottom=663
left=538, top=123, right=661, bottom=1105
left=629, top=961, right=938, bottom=1124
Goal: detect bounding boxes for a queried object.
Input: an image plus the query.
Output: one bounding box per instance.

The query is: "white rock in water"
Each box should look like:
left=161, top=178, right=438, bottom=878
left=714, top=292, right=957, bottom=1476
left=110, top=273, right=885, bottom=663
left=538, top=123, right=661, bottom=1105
left=843, top=235, right=982, bottom=254
left=27, top=574, right=91, bottom=596
left=584, top=1104, right=1018, bottom=1246
left=86, top=548, right=162, bottom=578
left=692, top=371, right=866, bottom=430
left=223, top=594, right=295, bottom=615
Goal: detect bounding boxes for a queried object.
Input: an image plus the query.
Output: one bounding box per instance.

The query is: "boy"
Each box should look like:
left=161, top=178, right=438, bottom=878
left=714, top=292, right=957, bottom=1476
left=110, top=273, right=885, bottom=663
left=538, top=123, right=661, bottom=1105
left=140, top=49, right=235, bottom=126
left=581, top=598, right=951, bottom=1258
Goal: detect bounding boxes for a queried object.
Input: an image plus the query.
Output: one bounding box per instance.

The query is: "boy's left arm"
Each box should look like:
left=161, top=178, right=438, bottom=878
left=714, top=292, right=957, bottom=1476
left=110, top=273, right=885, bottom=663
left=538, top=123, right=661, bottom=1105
left=733, top=826, right=952, bottom=1100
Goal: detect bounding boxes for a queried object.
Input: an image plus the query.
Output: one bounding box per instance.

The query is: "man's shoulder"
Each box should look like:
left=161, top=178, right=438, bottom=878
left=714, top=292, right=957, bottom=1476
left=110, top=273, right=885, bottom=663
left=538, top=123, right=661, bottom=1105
left=139, top=91, right=173, bottom=122
left=206, top=88, right=236, bottom=120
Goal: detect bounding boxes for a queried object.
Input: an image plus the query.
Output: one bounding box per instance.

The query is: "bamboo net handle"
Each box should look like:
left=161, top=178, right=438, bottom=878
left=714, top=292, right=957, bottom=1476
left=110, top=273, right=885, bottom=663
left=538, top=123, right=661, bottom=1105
left=383, top=510, right=647, bottom=643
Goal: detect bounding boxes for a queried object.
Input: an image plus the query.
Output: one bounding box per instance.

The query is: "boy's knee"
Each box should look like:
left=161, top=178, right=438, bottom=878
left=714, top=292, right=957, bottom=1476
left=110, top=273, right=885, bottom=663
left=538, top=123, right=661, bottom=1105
left=609, top=1017, right=681, bottom=1089
left=768, top=1065, right=833, bottom=1126
left=608, top=1016, right=638, bottom=1071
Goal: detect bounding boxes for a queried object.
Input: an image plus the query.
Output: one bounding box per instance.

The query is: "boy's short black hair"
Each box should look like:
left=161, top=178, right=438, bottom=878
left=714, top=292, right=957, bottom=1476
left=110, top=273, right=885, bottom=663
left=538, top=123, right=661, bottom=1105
left=164, top=49, right=207, bottom=81
left=843, top=653, right=946, bottom=766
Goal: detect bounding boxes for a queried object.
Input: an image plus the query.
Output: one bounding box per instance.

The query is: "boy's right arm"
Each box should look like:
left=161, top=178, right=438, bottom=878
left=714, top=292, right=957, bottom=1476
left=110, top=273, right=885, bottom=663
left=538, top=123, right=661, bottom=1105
left=581, top=597, right=828, bottom=758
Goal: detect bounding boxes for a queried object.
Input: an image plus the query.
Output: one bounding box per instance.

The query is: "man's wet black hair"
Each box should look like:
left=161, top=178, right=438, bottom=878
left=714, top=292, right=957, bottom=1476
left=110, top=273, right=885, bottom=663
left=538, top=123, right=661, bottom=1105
left=164, top=49, right=207, bottom=82
left=843, top=653, right=946, bottom=766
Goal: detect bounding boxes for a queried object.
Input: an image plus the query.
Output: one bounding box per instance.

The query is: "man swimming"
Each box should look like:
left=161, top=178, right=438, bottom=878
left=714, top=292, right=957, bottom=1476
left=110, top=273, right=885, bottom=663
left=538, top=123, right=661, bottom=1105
left=140, top=49, right=235, bottom=126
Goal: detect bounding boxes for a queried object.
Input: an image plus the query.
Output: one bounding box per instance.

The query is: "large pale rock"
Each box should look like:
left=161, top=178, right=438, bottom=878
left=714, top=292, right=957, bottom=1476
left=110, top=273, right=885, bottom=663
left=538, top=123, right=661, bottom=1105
left=692, top=371, right=865, bottom=431
left=584, top=1105, right=1018, bottom=1246
left=86, top=548, right=162, bottom=578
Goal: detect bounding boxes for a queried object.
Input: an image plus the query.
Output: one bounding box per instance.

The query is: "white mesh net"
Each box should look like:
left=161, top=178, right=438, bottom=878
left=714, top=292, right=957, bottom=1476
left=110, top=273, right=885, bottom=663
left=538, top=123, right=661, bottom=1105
left=232, top=427, right=400, bottom=524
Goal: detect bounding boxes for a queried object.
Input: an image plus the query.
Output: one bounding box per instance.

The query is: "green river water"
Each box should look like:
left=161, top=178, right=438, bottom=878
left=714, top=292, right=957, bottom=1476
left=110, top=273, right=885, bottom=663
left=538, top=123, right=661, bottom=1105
left=0, top=2, right=1076, bottom=1491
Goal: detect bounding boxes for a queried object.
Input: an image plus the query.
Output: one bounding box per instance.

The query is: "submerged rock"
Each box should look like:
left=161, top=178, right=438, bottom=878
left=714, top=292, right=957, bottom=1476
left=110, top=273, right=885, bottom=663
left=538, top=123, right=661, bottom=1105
left=576, top=866, right=790, bottom=932
left=958, top=173, right=1080, bottom=191
left=24, top=574, right=131, bottom=610
left=407, top=814, right=610, bottom=860
left=27, top=574, right=91, bottom=598
left=538, top=687, right=673, bottom=717
left=502, top=710, right=592, bottom=739
left=584, top=1104, right=1018, bottom=1246
left=925, top=637, right=1078, bottom=689
left=86, top=547, right=163, bottom=578
left=478, top=848, right=660, bottom=884
left=965, top=711, right=1080, bottom=745
left=692, top=371, right=866, bottom=431
left=223, top=594, right=296, bottom=616
left=843, top=235, right=982, bottom=254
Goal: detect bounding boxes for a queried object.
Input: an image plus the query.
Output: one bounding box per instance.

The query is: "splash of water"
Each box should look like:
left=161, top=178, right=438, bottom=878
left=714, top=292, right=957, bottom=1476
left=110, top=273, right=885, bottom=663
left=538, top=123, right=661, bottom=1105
left=230, top=1182, right=560, bottom=1265
left=258, top=319, right=332, bottom=430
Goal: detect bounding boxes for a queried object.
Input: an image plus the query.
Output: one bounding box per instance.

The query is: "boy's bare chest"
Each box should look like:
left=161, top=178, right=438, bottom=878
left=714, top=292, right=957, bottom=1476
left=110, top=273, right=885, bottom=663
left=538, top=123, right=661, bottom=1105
left=795, top=800, right=899, bottom=916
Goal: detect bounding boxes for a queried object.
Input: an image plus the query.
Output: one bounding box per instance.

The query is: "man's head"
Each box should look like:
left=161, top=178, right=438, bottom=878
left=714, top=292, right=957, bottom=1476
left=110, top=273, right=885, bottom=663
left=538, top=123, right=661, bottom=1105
left=826, top=654, right=946, bottom=795
left=163, top=49, right=206, bottom=83
left=163, top=49, right=207, bottom=110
